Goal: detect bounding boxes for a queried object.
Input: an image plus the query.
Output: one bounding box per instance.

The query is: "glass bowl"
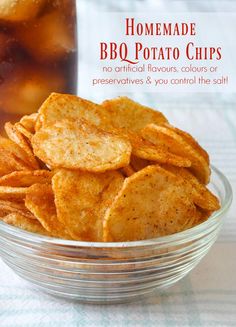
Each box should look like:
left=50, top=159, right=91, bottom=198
left=0, top=166, right=232, bottom=304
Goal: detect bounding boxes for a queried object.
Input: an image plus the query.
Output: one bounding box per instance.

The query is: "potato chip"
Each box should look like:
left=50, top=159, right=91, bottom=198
left=25, top=183, right=71, bottom=239
left=182, top=207, right=211, bottom=231
left=103, top=165, right=199, bottom=242
left=0, top=93, right=220, bottom=241
left=15, top=123, right=33, bottom=141
left=161, top=164, right=220, bottom=211
left=101, top=97, right=168, bottom=132
left=5, top=122, right=40, bottom=169
left=52, top=169, right=124, bottom=241
left=0, top=186, right=27, bottom=200
left=127, top=131, right=191, bottom=167
left=0, top=170, right=52, bottom=187
left=35, top=93, right=107, bottom=131
left=163, top=123, right=209, bottom=164
left=141, top=124, right=210, bottom=184
left=0, top=200, right=35, bottom=220
left=32, top=119, right=131, bottom=172
left=20, top=113, right=38, bottom=134
left=195, top=207, right=212, bottom=225
left=0, top=137, right=33, bottom=175
left=1, top=214, right=49, bottom=236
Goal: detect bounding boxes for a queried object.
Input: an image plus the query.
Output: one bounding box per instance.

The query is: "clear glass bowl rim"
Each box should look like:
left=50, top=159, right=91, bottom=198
left=0, top=165, right=233, bottom=248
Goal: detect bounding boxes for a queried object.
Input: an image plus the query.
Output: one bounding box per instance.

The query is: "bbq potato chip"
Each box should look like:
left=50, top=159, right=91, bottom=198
left=35, top=93, right=107, bottom=131
left=0, top=137, right=33, bottom=175
left=163, top=123, right=209, bottom=164
left=0, top=170, right=52, bottom=187
left=142, top=124, right=210, bottom=184
left=0, top=186, right=27, bottom=200
left=0, top=93, right=220, bottom=242
left=103, top=165, right=199, bottom=242
left=101, top=97, right=168, bottom=132
left=52, top=169, right=124, bottom=241
left=32, top=119, right=131, bottom=172
left=14, top=123, right=33, bottom=141
left=161, top=164, right=220, bottom=211
left=127, top=131, right=191, bottom=167
left=1, top=214, right=49, bottom=236
left=5, top=122, right=39, bottom=169
left=25, top=183, right=71, bottom=239
left=195, top=207, right=212, bottom=225
left=0, top=200, right=35, bottom=220
left=20, top=113, right=38, bottom=134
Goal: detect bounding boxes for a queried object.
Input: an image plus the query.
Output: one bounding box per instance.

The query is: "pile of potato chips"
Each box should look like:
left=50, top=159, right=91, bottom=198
left=0, top=93, right=220, bottom=242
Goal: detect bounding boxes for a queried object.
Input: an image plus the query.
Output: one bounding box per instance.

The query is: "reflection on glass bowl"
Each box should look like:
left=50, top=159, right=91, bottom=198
left=0, top=166, right=232, bottom=304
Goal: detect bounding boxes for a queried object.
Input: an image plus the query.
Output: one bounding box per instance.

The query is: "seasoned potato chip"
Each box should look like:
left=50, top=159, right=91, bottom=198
left=195, top=207, right=212, bottom=225
left=127, top=132, right=191, bottom=167
left=52, top=169, right=124, bottom=241
left=5, top=122, right=39, bottom=169
left=20, top=113, right=38, bottom=134
left=163, top=123, right=209, bottom=164
left=35, top=93, right=107, bottom=131
left=25, top=183, right=71, bottom=239
left=101, top=97, right=168, bottom=132
left=0, top=186, right=27, bottom=200
left=103, top=165, right=199, bottom=242
left=1, top=214, right=49, bottom=236
left=142, top=124, right=210, bottom=184
left=161, top=165, right=220, bottom=211
left=0, top=93, right=220, bottom=241
left=182, top=207, right=210, bottom=230
left=0, top=170, right=52, bottom=187
left=0, top=137, right=33, bottom=175
left=32, top=119, right=131, bottom=172
left=0, top=200, right=35, bottom=219
left=15, top=123, right=33, bottom=141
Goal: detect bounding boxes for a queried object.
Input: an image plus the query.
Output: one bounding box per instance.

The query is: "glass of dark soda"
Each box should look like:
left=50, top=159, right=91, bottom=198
left=0, top=0, right=77, bottom=130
